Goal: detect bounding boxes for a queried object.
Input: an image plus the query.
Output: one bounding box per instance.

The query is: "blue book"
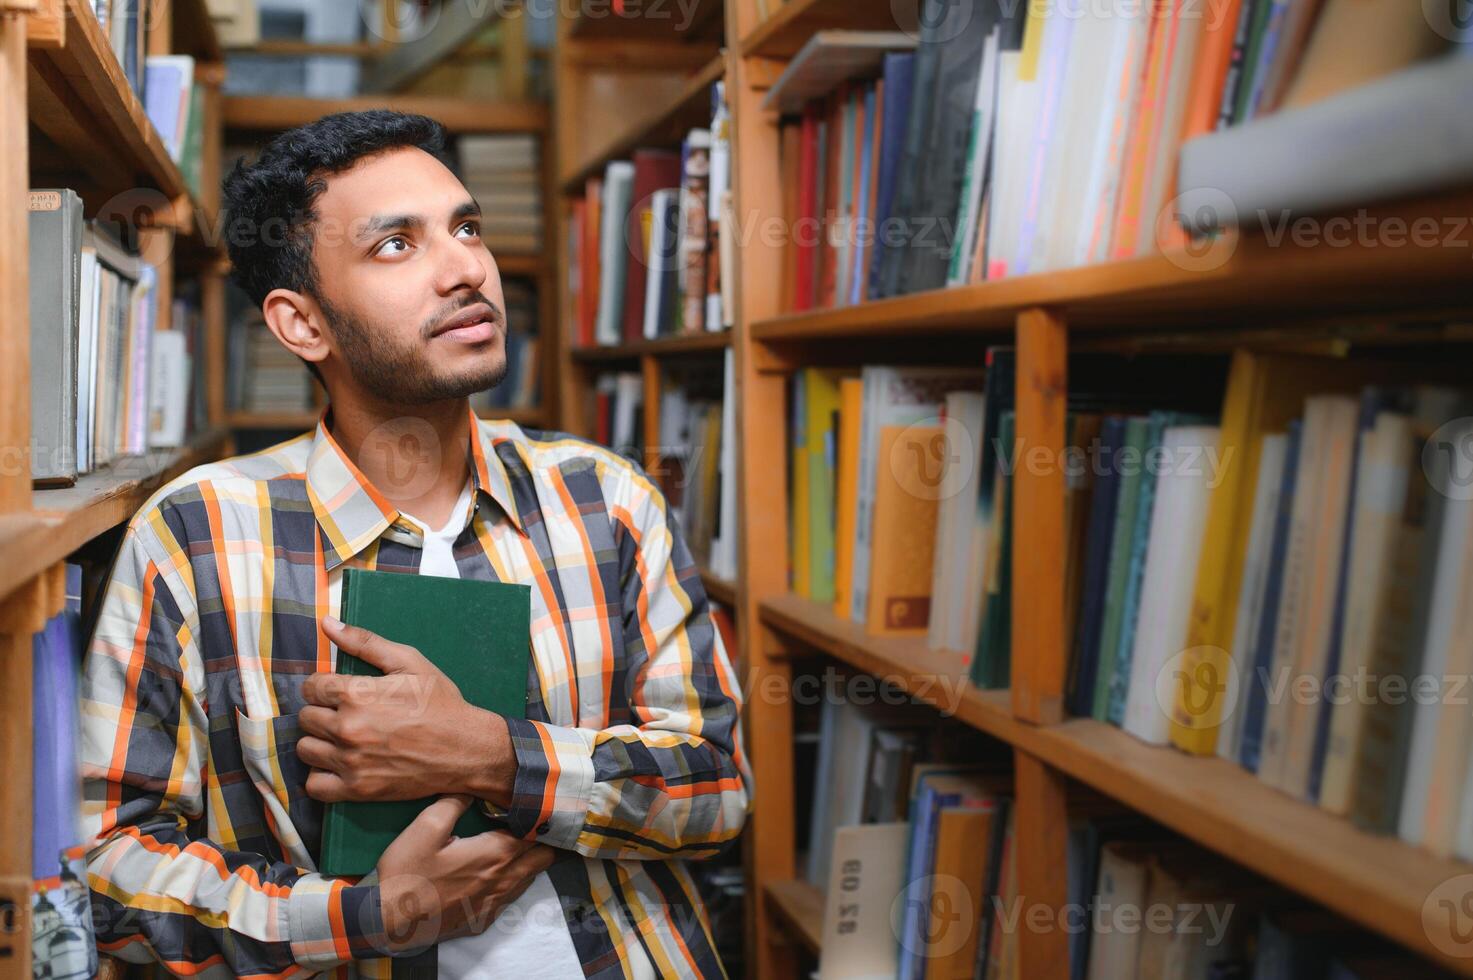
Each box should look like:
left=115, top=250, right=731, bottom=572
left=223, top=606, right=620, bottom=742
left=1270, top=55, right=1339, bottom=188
left=849, top=84, right=877, bottom=307
left=1066, top=416, right=1125, bottom=717
left=33, top=610, right=82, bottom=881
left=865, top=52, right=917, bottom=300
left=1240, top=420, right=1303, bottom=772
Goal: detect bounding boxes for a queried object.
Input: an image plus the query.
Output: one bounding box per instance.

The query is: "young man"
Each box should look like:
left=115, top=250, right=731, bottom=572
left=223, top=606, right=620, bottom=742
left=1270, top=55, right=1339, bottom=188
left=80, top=111, right=750, bottom=978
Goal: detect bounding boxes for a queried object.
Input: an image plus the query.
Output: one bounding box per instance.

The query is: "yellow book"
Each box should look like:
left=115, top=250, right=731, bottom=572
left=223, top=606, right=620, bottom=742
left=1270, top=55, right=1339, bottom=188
left=806, top=369, right=847, bottom=604
left=1169, top=353, right=1420, bottom=755
left=866, top=424, right=942, bottom=635
left=833, top=378, right=864, bottom=619
left=925, top=806, right=998, bottom=980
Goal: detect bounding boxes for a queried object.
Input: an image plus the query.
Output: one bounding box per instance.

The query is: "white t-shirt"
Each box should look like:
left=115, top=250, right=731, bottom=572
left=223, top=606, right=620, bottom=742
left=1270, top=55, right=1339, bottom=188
left=400, top=482, right=583, bottom=980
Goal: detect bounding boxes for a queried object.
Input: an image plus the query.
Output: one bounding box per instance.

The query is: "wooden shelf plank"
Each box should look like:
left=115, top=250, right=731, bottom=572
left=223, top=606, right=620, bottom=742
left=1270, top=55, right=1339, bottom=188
left=559, top=53, right=725, bottom=194
left=758, top=593, right=1019, bottom=742
left=739, top=0, right=917, bottom=58
left=765, top=879, right=823, bottom=956
left=171, top=0, right=222, bottom=62
left=223, top=95, right=548, bottom=134
left=570, top=330, right=732, bottom=363
left=757, top=592, right=1473, bottom=976
left=0, top=430, right=229, bottom=603
left=750, top=188, right=1473, bottom=346
left=700, top=567, right=736, bottom=606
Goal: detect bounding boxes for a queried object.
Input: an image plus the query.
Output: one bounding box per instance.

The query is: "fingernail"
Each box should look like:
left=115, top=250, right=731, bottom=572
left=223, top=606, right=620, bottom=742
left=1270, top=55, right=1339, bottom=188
left=322, top=615, right=343, bottom=630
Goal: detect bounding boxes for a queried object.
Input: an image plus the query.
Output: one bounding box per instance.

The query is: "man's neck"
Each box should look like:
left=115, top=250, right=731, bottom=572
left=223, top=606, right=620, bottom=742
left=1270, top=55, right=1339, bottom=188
left=327, top=395, right=474, bottom=532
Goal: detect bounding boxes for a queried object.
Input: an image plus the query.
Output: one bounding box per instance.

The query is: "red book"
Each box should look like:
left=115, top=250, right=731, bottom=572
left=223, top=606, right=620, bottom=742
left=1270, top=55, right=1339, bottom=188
left=569, top=197, right=588, bottom=348
left=581, top=176, right=602, bottom=349
left=794, top=107, right=820, bottom=311
left=622, top=149, right=681, bottom=344
left=816, top=86, right=847, bottom=310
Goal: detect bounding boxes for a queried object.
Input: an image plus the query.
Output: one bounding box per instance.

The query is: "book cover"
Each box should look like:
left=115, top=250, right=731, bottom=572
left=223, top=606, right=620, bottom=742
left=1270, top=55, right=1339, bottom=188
left=806, top=368, right=847, bottom=604
left=833, top=377, right=865, bottom=619
left=319, top=569, right=532, bottom=877
left=866, top=51, right=917, bottom=299
left=1092, top=416, right=1149, bottom=722
left=595, top=163, right=633, bottom=346
left=866, top=424, right=943, bottom=635
left=1067, top=416, right=1125, bottom=718
left=817, top=823, right=910, bottom=980
left=622, top=149, right=681, bottom=343
left=28, top=189, right=83, bottom=485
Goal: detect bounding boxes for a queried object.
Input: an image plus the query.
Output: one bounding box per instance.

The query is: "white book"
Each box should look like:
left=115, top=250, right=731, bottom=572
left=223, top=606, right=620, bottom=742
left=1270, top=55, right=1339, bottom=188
left=611, top=372, right=643, bottom=454
left=147, top=330, right=190, bottom=449
left=929, top=391, right=986, bottom=652
left=1121, top=425, right=1220, bottom=745
left=1009, top=4, right=1076, bottom=278
left=982, top=51, right=1030, bottom=279
left=1318, top=413, right=1412, bottom=812
left=1278, top=396, right=1360, bottom=798
left=947, top=27, right=1002, bottom=287
left=818, top=822, right=910, bottom=980
left=1031, top=0, right=1115, bottom=274
left=1257, top=401, right=1333, bottom=787
left=1217, top=433, right=1289, bottom=764
left=595, top=162, right=634, bottom=346
left=1399, top=420, right=1473, bottom=846
left=849, top=366, right=985, bottom=624
left=1086, top=843, right=1151, bottom=980
left=1076, top=7, right=1151, bottom=266
left=642, top=189, right=677, bottom=340
left=76, top=249, right=98, bottom=474
left=708, top=348, right=738, bottom=579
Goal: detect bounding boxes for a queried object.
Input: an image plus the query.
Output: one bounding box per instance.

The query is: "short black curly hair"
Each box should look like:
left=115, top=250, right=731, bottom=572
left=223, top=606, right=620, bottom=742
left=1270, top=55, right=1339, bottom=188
left=221, top=110, right=452, bottom=308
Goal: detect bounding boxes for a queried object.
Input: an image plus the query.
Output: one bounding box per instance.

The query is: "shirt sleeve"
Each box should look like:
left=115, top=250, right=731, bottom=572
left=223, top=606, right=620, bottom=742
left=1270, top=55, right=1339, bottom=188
left=80, top=504, right=387, bottom=975
left=500, top=462, right=752, bottom=860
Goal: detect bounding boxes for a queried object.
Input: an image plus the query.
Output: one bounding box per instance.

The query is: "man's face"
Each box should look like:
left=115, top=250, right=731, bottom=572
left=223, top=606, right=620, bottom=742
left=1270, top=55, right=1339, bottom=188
left=309, top=146, right=507, bottom=404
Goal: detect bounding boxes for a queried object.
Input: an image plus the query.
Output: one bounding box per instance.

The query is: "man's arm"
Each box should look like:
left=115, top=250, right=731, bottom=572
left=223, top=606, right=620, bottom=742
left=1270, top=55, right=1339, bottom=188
left=80, top=511, right=385, bottom=975
left=493, top=461, right=751, bottom=861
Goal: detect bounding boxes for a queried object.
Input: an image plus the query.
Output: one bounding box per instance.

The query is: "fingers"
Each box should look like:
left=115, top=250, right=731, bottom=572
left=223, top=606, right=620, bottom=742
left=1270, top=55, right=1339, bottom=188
left=305, top=769, right=352, bottom=803
left=322, top=616, right=422, bottom=675
left=408, top=793, right=475, bottom=843
left=295, top=734, right=342, bottom=772
left=506, top=843, right=557, bottom=880
left=302, top=672, right=348, bottom=708
left=297, top=704, right=340, bottom=739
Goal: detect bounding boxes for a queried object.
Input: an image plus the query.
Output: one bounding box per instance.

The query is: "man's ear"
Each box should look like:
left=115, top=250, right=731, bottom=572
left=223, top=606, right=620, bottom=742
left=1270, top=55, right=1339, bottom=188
left=262, top=288, right=330, bottom=372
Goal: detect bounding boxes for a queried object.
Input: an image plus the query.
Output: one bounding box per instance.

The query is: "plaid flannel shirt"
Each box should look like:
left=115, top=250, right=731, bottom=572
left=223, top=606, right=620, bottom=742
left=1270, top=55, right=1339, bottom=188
left=80, top=409, right=751, bottom=978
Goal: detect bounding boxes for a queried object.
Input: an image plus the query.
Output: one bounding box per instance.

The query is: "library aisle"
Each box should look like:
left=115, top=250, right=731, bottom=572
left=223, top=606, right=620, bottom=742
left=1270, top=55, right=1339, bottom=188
left=5, top=0, right=1473, bottom=977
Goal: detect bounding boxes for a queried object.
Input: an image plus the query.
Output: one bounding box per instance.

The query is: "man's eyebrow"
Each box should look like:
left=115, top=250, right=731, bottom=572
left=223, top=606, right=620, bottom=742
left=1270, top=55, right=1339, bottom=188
left=355, top=213, right=424, bottom=244
left=452, top=199, right=481, bottom=223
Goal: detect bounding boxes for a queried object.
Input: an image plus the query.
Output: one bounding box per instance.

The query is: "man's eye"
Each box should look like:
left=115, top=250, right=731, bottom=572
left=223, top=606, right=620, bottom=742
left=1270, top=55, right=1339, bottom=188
left=376, top=236, right=409, bottom=256
left=456, top=221, right=480, bottom=238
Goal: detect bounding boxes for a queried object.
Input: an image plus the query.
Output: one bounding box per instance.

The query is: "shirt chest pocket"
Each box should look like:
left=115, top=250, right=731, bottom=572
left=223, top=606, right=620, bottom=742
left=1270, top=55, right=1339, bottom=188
left=234, top=708, right=322, bottom=868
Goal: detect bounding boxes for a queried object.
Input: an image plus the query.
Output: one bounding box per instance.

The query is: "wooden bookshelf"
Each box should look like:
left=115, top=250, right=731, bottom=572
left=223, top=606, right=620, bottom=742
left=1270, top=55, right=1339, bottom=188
left=764, top=879, right=824, bottom=956
left=566, top=0, right=725, bottom=44
left=570, top=330, right=733, bottom=363
left=223, top=94, right=548, bottom=134
left=2, top=3, right=230, bottom=974
left=559, top=52, right=725, bottom=192
left=736, top=0, right=917, bottom=57
left=701, top=567, right=737, bottom=607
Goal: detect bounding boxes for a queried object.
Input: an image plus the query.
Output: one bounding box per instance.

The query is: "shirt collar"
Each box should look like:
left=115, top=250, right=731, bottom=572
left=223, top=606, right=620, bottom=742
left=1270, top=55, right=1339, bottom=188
left=305, top=405, right=524, bottom=570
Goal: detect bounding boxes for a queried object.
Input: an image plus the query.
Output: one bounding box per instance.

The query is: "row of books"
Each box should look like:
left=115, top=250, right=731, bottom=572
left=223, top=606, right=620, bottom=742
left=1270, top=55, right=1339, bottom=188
left=808, top=739, right=1445, bottom=978
left=27, top=190, right=207, bottom=486
left=770, top=2, right=1456, bottom=312
left=566, top=82, right=733, bottom=347
left=226, top=309, right=317, bottom=416
left=143, top=55, right=209, bottom=200
left=31, top=565, right=96, bottom=980
left=86, top=0, right=146, bottom=103
left=592, top=351, right=738, bottom=580
left=458, top=135, right=543, bottom=254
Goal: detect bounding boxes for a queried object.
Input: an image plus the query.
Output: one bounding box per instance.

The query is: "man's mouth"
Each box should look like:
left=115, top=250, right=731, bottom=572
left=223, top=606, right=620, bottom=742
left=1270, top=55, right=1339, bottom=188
left=430, top=303, right=498, bottom=344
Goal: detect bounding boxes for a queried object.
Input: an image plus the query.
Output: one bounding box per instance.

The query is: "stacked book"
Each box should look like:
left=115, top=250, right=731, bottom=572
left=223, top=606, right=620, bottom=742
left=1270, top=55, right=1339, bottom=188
left=27, top=190, right=199, bottom=486
left=767, top=3, right=1455, bottom=310
left=143, top=55, right=208, bottom=199
left=459, top=135, right=543, bottom=254
left=567, top=81, right=733, bottom=347
left=228, top=310, right=314, bottom=416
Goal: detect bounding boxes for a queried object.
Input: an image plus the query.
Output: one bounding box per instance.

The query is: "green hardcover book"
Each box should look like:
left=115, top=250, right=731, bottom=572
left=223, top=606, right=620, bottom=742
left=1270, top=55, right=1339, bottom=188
left=1091, top=417, right=1149, bottom=721
left=319, top=568, right=532, bottom=877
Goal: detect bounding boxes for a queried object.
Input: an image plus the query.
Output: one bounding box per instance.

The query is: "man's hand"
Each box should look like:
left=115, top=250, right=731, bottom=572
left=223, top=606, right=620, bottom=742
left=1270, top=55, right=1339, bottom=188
left=376, top=795, right=555, bottom=953
left=297, top=616, right=517, bottom=806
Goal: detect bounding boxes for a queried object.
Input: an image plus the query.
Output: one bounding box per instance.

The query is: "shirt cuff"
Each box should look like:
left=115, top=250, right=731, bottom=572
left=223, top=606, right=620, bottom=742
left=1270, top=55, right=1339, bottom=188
left=288, top=877, right=386, bottom=967
left=501, top=717, right=596, bottom=849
